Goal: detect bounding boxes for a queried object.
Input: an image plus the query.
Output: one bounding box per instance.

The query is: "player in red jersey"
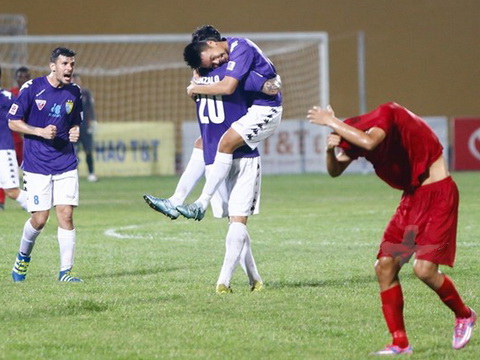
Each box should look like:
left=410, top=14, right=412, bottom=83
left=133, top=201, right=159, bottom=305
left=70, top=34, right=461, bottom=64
left=307, top=102, right=475, bottom=356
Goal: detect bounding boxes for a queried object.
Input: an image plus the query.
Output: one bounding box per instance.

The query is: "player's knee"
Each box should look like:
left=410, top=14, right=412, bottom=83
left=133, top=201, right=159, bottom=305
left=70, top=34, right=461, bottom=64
left=412, top=262, right=436, bottom=283
left=374, top=257, right=398, bottom=281
left=31, top=212, right=49, bottom=230
left=4, top=188, right=19, bottom=199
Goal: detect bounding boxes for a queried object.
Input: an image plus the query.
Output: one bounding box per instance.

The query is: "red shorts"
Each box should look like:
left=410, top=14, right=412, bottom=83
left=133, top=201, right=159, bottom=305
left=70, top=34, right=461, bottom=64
left=12, top=132, right=23, bottom=164
left=378, top=176, right=458, bottom=267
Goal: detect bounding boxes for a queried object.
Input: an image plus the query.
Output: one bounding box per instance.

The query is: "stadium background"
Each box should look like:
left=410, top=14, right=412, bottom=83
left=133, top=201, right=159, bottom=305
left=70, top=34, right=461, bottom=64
left=1, top=0, right=479, bottom=175
left=2, top=0, right=479, bottom=117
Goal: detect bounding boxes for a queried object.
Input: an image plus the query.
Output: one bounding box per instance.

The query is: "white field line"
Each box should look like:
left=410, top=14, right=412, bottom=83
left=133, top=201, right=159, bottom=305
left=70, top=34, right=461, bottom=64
left=103, top=224, right=197, bottom=242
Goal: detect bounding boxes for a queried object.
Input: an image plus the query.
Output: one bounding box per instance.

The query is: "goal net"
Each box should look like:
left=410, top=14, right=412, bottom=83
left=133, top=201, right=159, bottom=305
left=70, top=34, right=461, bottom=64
left=0, top=33, right=328, bottom=174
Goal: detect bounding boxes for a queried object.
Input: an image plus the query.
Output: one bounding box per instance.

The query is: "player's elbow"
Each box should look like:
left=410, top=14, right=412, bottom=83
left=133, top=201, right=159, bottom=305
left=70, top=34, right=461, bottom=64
left=362, top=139, right=379, bottom=152
left=222, top=86, right=236, bottom=95
left=8, top=120, right=18, bottom=132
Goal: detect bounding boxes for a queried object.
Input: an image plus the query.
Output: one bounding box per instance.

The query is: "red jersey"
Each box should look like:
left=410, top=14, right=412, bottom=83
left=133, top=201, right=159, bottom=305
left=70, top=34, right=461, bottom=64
left=339, top=102, right=443, bottom=191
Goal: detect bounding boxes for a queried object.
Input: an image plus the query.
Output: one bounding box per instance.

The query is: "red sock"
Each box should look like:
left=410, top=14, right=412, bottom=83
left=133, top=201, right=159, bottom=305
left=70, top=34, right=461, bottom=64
left=0, top=188, right=5, bottom=204
left=381, top=285, right=409, bottom=348
left=435, top=275, right=471, bottom=318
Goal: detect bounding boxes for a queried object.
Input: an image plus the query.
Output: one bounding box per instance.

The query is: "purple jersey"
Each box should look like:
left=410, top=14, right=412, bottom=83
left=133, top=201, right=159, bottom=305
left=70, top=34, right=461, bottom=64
left=8, top=76, right=83, bottom=175
left=0, top=89, right=15, bottom=150
left=225, top=37, right=282, bottom=107
left=196, top=64, right=259, bottom=165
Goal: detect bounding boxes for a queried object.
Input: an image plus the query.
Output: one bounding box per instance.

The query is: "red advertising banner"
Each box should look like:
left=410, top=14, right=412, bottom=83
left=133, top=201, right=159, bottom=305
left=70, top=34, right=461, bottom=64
left=453, top=118, right=480, bottom=170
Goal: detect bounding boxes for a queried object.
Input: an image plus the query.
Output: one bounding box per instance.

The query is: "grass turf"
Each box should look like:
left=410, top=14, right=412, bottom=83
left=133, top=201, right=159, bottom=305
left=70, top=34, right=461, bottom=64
left=0, top=172, right=478, bottom=359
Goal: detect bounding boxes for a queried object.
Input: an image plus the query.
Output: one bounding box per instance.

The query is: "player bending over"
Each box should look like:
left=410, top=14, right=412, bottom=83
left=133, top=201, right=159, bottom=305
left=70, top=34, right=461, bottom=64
left=307, top=102, right=475, bottom=356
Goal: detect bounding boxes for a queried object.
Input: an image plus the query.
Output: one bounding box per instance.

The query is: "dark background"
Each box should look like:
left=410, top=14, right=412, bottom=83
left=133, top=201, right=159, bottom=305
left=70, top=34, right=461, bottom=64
left=2, top=0, right=479, bottom=118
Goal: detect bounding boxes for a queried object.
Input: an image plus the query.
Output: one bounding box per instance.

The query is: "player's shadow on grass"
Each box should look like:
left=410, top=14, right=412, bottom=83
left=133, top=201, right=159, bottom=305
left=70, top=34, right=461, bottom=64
left=267, top=274, right=377, bottom=289
left=81, top=265, right=187, bottom=280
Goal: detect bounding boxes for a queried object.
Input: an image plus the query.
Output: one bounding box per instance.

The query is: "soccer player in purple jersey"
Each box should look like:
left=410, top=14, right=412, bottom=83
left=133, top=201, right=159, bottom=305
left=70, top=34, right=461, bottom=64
left=143, top=25, right=280, bottom=222
left=145, top=62, right=265, bottom=293
left=0, top=66, right=28, bottom=211
left=8, top=47, right=84, bottom=283
left=175, top=25, right=283, bottom=221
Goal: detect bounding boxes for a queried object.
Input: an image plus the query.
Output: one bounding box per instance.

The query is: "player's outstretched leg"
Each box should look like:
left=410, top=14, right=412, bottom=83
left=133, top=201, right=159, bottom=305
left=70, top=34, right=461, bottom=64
left=176, top=202, right=205, bottom=221
left=143, top=194, right=180, bottom=220
left=58, top=268, right=83, bottom=282
left=12, top=253, right=31, bottom=282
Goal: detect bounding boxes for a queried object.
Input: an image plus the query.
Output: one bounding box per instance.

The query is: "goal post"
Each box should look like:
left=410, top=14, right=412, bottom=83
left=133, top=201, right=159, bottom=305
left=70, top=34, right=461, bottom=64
left=0, top=32, right=329, bottom=176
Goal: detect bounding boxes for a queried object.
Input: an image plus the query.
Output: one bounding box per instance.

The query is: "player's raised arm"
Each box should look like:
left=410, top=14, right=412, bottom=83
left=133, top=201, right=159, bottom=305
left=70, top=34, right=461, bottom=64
left=307, top=105, right=386, bottom=151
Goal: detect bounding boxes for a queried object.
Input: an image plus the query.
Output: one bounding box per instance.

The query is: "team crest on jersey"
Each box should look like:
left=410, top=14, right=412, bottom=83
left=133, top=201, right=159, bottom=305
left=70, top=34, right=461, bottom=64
left=227, top=61, right=236, bottom=71
left=8, top=103, right=18, bottom=115
left=35, top=99, right=47, bottom=111
left=65, top=100, right=74, bottom=114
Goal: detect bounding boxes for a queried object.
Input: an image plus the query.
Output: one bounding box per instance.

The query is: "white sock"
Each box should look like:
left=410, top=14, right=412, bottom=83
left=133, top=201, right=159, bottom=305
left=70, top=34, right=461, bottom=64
left=19, top=219, right=41, bottom=256
left=197, top=152, right=232, bottom=210
left=58, top=227, right=76, bottom=271
left=15, top=190, right=28, bottom=211
left=217, top=222, right=247, bottom=287
left=169, top=148, right=205, bottom=207
left=239, top=228, right=262, bottom=285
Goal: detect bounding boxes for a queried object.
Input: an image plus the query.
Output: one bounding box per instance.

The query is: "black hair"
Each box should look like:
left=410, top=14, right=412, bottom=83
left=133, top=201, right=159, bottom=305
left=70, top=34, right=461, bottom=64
left=50, top=47, right=76, bottom=63
left=15, top=66, right=29, bottom=76
left=183, top=41, right=210, bottom=69
left=191, top=25, right=225, bottom=42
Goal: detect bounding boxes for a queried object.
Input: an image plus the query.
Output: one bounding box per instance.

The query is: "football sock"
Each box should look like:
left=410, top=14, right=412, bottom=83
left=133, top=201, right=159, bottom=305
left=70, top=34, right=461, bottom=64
left=435, top=275, right=471, bottom=318
left=58, top=227, right=76, bottom=271
left=0, top=188, right=5, bottom=204
left=15, top=189, right=28, bottom=210
left=86, top=153, right=94, bottom=174
left=19, top=219, right=42, bottom=256
left=197, top=152, right=232, bottom=210
left=239, top=226, right=262, bottom=285
left=380, top=285, right=409, bottom=348
left=169, top=147, right=205, bottom=207
left=216, top=222, right=246, bottom=287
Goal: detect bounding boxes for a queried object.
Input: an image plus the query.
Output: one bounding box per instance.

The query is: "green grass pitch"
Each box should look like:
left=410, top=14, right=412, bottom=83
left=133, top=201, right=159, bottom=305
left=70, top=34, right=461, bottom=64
left=0, top=172, right=479, bottom=359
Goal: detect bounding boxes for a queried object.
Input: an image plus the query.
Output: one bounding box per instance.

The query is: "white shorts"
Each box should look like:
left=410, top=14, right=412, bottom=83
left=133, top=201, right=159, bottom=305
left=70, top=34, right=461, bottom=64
left=0, top=149, right=21, bottom=189
left=231, top=105, right=282, bottom=150
left=24, top=169, right=79, bottom=212
left=209, top=156, right=261, bottom=218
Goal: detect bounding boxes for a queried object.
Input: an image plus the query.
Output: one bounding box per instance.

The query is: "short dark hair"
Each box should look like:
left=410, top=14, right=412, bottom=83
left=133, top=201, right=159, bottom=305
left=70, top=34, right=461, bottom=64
left=15, top=66, right=29, bottom=76
left=50, top=47, right=76, bottom=63
left=183, top=41, right=210, bottom=69
left=191, top=25, right=225, bottom=42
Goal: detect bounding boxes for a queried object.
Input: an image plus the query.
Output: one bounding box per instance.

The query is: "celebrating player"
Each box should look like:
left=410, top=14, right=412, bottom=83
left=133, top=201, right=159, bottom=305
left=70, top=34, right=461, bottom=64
left=144, top=25, right=281, bottom=221
left=145, top=58, right=267, bottom=293
left=8, top=47, right=84, bottom=283
left=175, top=25, right=283, bottom=221
left=307, top=102, right=476, bottom=355
left=0, top=66, right=28, bottom=211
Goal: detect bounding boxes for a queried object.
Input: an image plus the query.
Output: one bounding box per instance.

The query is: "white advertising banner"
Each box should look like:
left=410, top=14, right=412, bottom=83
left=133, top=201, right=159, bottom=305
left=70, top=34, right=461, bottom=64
left=182, top=117, right=449, bottom=175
